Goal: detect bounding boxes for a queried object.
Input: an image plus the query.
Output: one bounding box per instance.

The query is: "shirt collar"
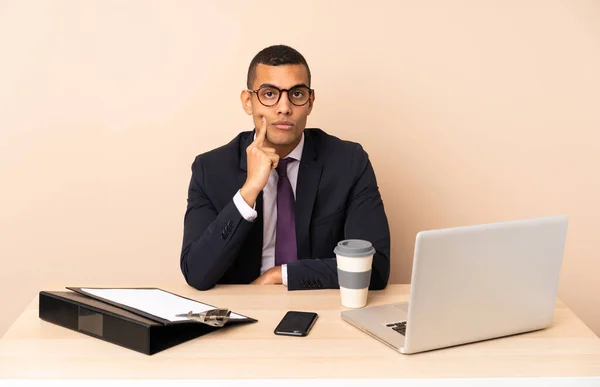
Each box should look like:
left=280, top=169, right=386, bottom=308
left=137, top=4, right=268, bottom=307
left=287, top=132, right=304, bottom=161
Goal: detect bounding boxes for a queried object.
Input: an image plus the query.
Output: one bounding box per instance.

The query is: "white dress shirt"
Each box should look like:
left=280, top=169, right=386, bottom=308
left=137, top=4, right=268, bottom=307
left=232, top=133, right=305, bottom=286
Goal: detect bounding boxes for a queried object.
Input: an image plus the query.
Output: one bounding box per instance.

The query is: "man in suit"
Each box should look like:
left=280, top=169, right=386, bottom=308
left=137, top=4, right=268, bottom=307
left=180, top=45, right=391, bottom=291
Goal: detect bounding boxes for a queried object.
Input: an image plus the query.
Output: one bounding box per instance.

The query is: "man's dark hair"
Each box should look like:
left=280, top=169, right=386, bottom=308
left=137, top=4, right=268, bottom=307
left=246, top=45, right=311, bottom=89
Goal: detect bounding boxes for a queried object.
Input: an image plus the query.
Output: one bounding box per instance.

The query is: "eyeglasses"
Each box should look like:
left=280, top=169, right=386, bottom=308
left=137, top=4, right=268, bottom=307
left=248, top=85, right=313, bottom=107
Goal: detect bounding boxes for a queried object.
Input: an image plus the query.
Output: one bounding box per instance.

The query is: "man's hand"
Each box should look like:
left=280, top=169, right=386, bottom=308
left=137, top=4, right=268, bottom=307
left=240, top=117, right=279, bottom=207
left=251, top=266, right=283, bottom=285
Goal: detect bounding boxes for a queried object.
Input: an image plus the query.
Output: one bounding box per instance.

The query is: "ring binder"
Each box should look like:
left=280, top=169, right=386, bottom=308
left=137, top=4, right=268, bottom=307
left=39, top=288, right=257, bottom=355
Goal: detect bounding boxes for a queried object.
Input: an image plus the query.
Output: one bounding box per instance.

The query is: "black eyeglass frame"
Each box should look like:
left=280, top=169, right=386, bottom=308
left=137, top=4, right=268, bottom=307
left=247, top=85, right=314, bottom=107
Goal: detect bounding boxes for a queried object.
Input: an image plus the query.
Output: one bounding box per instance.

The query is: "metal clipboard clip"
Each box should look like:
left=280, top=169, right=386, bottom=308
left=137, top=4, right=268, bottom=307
left=175, top=308, right=232, bottom=327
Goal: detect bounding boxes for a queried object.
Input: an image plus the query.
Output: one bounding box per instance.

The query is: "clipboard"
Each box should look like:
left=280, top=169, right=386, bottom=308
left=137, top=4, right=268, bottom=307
left=66, top=286, right=257, bottom=327
left=38, top=287, right=257, bottom=355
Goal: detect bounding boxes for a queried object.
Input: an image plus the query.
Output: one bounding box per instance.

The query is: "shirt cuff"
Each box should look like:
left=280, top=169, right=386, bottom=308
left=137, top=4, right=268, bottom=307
left=233, top=190, right=257, bottom=221
left=281, top=264, right=288, bottom=286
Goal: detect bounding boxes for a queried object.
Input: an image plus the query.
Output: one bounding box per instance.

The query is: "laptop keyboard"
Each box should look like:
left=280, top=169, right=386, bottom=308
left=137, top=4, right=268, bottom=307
left=386, top=321, right=407, bottom=335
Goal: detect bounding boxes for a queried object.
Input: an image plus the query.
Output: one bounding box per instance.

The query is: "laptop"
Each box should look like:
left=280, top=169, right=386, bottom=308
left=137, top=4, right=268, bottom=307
left=341, top=215, right=568, bottom=354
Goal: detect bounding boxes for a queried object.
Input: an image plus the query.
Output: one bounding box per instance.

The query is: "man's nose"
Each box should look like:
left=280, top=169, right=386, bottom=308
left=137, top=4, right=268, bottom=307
left=277, top=91, right=293, bottom=115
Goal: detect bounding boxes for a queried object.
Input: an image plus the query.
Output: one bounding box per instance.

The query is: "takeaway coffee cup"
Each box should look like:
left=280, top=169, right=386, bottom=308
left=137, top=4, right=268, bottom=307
left=334, top=239, right=375, bottom=308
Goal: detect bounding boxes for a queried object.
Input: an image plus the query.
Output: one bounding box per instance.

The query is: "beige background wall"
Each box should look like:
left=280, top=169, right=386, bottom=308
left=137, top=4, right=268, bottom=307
left=1, top=0, right=599, bottom=337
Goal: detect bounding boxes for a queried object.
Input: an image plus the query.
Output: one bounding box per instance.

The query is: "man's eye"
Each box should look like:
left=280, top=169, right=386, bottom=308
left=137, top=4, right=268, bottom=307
left=261, top=91, right=277, bottom=99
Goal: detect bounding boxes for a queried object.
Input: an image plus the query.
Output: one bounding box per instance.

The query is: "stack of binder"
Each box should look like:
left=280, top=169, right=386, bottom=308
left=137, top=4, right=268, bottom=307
left=38, top=287, right=257, bottom=355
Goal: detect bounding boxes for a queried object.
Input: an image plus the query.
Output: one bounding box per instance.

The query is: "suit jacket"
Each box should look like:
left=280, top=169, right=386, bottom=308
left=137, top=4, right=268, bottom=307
left=180, top=128, right=391, bottom=291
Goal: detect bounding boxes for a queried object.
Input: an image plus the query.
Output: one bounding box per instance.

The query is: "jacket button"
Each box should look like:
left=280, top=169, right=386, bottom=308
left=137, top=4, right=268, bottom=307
left=227, top=221, right=234, bottom=227
left=221, top=232, right=227, bottom=239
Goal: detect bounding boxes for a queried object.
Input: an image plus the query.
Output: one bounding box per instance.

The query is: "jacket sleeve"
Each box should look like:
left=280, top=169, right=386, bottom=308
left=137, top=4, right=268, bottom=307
left=286, top=145, right=391, bottom=291
left=180, top=156, right=255, bottom=290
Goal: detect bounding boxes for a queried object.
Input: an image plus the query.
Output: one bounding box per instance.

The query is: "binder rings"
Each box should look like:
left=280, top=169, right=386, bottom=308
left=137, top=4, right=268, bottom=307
left=38, top=288, right=257, bottom=355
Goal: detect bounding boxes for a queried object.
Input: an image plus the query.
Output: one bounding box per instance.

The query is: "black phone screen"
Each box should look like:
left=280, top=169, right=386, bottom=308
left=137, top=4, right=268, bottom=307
left=274, top=311, right=318, bottom=336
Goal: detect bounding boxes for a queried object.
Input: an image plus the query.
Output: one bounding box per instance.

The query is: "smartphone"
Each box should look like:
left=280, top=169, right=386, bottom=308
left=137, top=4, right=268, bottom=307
left=274, top=311, right=318, bottom=337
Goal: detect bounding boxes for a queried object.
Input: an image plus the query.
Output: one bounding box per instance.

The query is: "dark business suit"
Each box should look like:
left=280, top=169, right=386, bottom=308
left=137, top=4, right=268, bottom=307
left=180, top=128, right=391, bottom=291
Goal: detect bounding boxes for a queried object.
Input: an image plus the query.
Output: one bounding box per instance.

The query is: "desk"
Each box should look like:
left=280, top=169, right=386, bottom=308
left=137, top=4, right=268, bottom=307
left=1, top=284, right=600, bottom=385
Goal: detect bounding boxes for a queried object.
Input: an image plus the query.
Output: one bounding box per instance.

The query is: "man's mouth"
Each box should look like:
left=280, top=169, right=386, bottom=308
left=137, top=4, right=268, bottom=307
left=273, top=121, right=294, bottom=130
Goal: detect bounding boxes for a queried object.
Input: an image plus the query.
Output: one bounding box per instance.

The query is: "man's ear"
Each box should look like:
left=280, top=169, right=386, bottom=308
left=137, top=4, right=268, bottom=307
left=240, top=90, right=253, bottom=115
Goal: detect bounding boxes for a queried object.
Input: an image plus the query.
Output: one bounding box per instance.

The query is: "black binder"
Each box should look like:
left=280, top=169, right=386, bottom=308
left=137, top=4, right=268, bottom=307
left=38, top=288, right=257, bottom=355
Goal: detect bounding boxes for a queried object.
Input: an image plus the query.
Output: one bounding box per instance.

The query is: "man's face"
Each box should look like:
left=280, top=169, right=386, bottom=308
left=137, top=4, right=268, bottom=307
left=241, top=64, right=314, bottom=149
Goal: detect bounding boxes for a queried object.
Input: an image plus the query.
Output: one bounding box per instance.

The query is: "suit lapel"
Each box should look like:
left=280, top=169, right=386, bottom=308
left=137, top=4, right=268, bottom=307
left=238, top=129, right=322, bottom=262
left=295, top=130, right=323, bottom=260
